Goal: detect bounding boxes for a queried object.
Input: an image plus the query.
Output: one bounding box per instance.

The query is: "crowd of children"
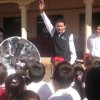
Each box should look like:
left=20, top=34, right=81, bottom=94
left=0, top=55, right=100, bottom=100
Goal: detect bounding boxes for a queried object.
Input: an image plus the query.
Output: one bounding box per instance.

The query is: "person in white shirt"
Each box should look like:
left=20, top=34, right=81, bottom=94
left=39, top=0, right=76, bottom=65
left=49, top=61, right=81, bottom=100
left=87, top=25, right=100, bottom=58
left=27, top=61, right=54, bottom=100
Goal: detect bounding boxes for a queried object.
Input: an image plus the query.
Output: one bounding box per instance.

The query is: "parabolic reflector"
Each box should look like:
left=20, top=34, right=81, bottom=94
left=0, top=36, right=40, bottom=74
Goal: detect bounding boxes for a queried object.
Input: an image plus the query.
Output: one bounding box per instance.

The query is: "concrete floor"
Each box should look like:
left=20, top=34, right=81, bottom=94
left=42, top=67, right=51, bottom=82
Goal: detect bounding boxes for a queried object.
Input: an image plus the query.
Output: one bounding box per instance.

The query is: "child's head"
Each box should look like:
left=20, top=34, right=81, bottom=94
left=84, top=55, right=96, bottom=69
left=74, top=66, right=85, bottom=83
left=73, top=63, right=83, bottom=68
left=5, top=73, right=25, bottom=100
left=92, top=60, right=100, bottom=68
left=53, top=61, right=74, bottom=89
left=52, top=57, right=64, bottom=76
left=15, top=60, right=29, bottom=76
left=14, top=90, right=40, bottom=100
left=29, top=61, right=45, bottom=82
left=0, top=63, right=7, bottom=85
left=73, top=66, right=85, bottom=100
left=85, top=66, right=100, bottom=100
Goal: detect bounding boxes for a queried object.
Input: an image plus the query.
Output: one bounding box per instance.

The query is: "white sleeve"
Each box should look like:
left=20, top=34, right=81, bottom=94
left=40, top=12, right=55, bottom=37
left=69, top=34, right=77, bottom=64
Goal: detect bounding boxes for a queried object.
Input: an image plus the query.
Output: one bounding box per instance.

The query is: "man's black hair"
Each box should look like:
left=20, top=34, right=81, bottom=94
left=0, top=63, right=7, bottom=85
left=54, top=61, right=74, bottom=89
left=55, top=18, right=66, bottom=25
left=29, top=61, right=45, bottom=82
left=85, top=67, right=100, bottom=100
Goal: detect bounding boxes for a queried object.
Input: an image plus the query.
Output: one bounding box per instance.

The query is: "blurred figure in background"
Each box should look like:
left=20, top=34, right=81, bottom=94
left=0, top=30, right=4, bottom=43
left=72, top=63, right=86, bottom=100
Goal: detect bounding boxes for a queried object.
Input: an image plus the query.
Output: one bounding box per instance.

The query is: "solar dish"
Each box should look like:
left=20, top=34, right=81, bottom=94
left=0, top=36, right=40, bottom=74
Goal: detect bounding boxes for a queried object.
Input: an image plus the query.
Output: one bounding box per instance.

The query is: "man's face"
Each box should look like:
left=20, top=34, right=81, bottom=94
left=55, top=22, right=66, bottom=34
left=96, top=26, right=100, bottom=37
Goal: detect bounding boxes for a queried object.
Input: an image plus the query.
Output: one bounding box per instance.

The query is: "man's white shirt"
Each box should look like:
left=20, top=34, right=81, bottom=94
left=87, top=33, right=100, bottom=57
left=40, top=12, right=77, bottom=64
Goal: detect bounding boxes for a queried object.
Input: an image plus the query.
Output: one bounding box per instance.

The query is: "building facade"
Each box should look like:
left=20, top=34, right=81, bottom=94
left=0, top=0, right=99, bottom=58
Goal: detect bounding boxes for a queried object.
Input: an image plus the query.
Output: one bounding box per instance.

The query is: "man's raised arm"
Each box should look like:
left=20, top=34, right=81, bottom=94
left=39, top=0, right=55, bottom=37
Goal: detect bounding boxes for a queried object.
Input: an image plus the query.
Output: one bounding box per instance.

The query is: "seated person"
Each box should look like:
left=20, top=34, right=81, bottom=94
left=0, top=63, right=9, bottom=100
left=49, top=61, right=81, bottom=100
left=27, top=61, right=54, bottom=100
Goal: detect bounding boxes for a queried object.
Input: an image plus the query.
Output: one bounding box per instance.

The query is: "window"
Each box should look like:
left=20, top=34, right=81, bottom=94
left=37, top=15, right=63, bottom=38
left=3, top=17, right=21, bottom=38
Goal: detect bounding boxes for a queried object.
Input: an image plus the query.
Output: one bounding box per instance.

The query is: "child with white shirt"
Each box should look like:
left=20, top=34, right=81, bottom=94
left=72, top=63, right=86, bottom=100
left=15, top=60, right=32, bottom=85
left=84, top=56, right=96, bottom=69
left=49, top=61, right=81, bottom=100
left=5, top=73, right=26, bottom=100
left=14, top=90, right=40, bottom=100
left=27, top=61, right=54, bottom=100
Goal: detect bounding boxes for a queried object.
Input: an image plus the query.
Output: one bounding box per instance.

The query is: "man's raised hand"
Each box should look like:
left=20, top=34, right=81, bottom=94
left=39, top=0, right=45, bottom=13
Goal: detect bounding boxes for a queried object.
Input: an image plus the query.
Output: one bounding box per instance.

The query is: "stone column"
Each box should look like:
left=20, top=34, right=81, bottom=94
left=19, top=5, right=28, bottom=39
left=83, top=0, right=94, bottom=53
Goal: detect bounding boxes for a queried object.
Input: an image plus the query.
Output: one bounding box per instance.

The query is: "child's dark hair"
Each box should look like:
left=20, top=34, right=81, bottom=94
left=5, top=73, right=25, bottom=100
left=73, top=63, right=83, bottom=68
left=29, top=61, right=45, bottom=82
left=73, top=66, right=85, bottom=100
left=85, top=66, right=100, bottom=100
left=92, top=60, right=100, bottom=68
left=55, top=18, right=65, bottom=25
left=14, top=90, right=40, bottom=100
left=0, top=63, right=7, bottom=85
left=84, top=55, right=96, bottom=68
left=15, top=60, right=29, bottom=76
left=53, top=61, right=74, bottom=89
